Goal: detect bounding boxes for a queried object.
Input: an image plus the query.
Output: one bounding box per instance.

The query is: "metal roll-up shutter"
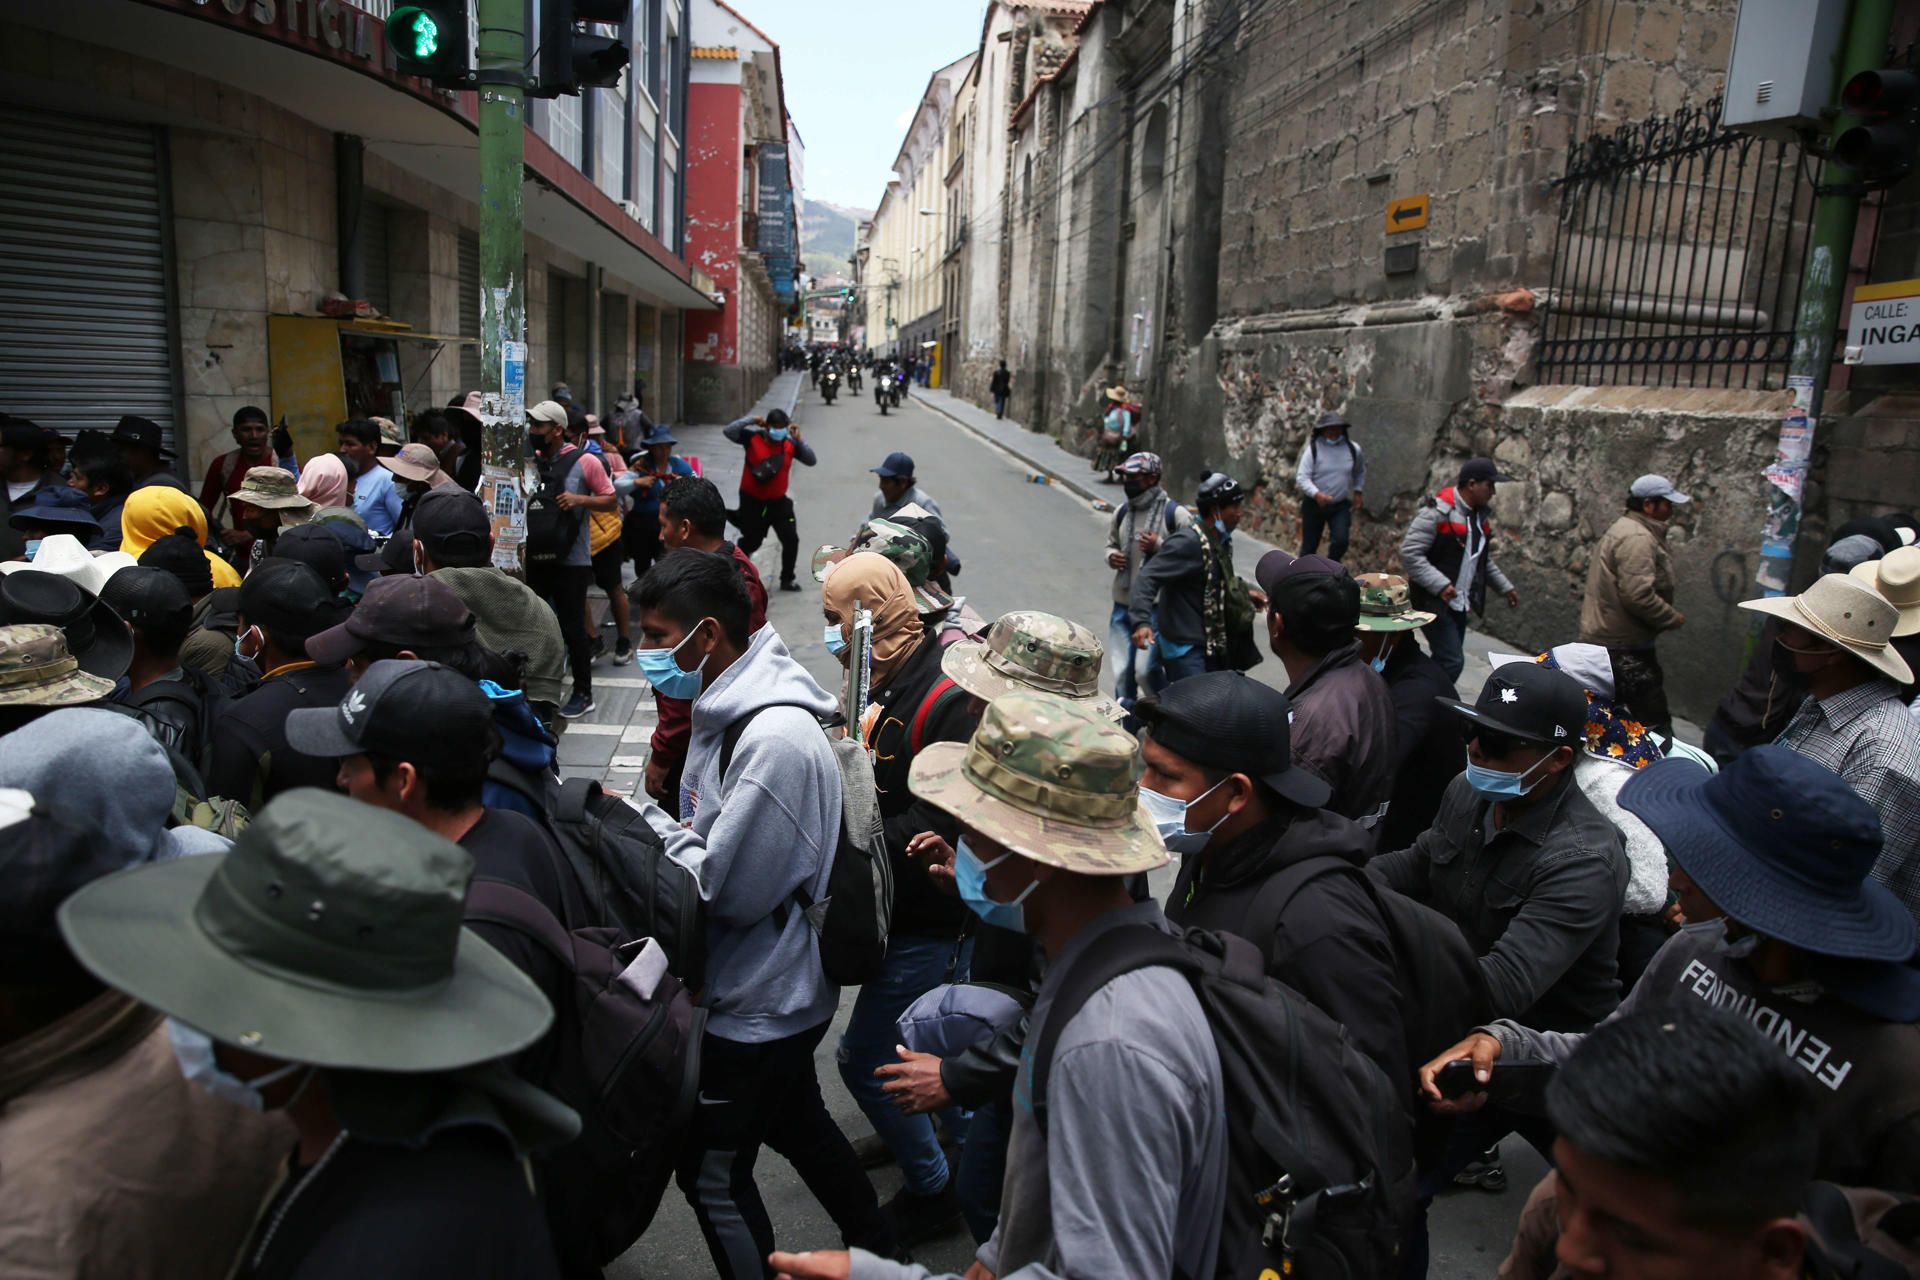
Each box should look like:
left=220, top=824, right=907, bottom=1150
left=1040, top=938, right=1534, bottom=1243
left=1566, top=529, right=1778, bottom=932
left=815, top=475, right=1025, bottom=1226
left=458, top=230, right=480, bottom=390
left=0, top=106, right=177, bottom=450
left=363, top=201, right=392, bottom=316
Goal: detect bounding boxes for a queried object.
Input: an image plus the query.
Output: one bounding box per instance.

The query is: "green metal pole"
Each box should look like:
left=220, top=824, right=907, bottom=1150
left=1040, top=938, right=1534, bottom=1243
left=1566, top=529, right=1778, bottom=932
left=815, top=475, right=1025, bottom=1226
left=1761, top=0, right=1896, bottom=594
left=477, top=0, right=529, bottom=570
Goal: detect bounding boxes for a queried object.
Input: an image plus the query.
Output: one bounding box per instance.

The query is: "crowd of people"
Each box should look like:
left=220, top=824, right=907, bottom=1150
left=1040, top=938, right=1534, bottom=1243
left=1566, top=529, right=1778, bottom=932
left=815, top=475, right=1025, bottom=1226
left=2, top=380, right=1919, bottom=1280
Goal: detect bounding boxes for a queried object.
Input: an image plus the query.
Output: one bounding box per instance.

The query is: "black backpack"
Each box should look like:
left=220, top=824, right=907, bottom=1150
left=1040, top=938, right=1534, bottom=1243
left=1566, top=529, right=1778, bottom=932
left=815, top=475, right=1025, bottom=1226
left=719, top=703, right=891, bottom=986
left=464, top=876, right=704, bottom=1268
left=524, top=449, right=586, bottom=566
left=486, top=763, right=707, bottom=992
left=121, top=666, right=230, bottom=778
left=1032, top=925, right=1414, bottom=1279
left=1248, top=854, right=1488, bottom=1070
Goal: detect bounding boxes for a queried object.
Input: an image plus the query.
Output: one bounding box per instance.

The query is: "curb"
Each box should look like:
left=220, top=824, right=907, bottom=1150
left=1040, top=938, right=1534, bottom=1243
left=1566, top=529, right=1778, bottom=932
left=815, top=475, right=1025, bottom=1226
left=908, top=391, right=1112, bottom=507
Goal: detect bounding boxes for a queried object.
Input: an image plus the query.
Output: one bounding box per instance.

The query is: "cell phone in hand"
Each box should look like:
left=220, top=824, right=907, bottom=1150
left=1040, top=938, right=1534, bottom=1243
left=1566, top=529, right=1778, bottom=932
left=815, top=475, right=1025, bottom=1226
left=1434, top=1060, right=1556, bottom=1111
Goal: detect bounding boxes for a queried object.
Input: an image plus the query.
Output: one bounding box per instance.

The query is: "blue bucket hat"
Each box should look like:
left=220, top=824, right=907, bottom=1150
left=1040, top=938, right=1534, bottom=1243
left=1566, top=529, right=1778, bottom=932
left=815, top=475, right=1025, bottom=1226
left=8, top=486, right=101, bottom=534
left=1619, top=745, right=1916, bottom=965
left=641, top=424, right=678, bottom=447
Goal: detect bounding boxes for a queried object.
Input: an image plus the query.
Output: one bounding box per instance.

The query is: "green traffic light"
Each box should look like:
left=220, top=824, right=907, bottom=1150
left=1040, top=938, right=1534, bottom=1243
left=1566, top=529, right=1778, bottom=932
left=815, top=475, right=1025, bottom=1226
left=398, top=10, right=438, bottom=58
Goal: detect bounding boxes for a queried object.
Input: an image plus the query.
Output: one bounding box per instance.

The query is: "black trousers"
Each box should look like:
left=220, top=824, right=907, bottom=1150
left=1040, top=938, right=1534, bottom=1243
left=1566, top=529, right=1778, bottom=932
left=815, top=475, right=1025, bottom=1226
left=734, top=491, right=799, bottom=585
left=527, top=560, right=593, bottom=694
left=677, top=1022, right=891, bottom=1277
left=626, top=507, right=666, bottom=583
left=1608, top=644, right=1672, bottom=738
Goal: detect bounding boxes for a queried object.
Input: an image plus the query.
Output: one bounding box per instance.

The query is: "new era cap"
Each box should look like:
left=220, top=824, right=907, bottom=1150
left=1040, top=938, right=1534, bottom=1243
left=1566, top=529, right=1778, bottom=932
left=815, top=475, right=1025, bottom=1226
left=305, top=574, right=474, bottom=666
left=1136, top=671, right=1331, bottom=809
left=1438, top=660, right=1587, bottom=747
left=285, top=660, right=495, bottom=775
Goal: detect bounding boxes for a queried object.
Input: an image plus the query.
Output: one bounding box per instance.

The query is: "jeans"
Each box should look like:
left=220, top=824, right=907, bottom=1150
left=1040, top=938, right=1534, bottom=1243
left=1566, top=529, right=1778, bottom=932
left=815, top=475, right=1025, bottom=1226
left=1300, top=498, right=1353, bottom=560
left=679, top=1022, right=892, bottom=1277
left=837, top=935, right=973, bottom=1197
left=1400, top=1106, right=1557, bottom=1280
left=1158, top=646, right=1210, bottom=686
left=1424, top=607, right=1470, bottom=682
left=955, top=1096, right=1012, bottom=1243
left=527, top=561, right=594, bottom=695
left=1107, top=603, right=1161, bottom=707
left=992, top=393, right=1007, bottom=418
left=734, top=491, right=800, bottom=585
left=1607, top=644, right=1672, bottom=737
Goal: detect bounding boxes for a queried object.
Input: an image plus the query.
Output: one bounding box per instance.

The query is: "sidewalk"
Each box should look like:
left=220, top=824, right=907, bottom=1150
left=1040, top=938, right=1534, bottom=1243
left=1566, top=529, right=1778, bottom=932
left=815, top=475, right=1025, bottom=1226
left=558, top=370, right=808, bottom=794
left=910, top=386, right=1705, bottom=740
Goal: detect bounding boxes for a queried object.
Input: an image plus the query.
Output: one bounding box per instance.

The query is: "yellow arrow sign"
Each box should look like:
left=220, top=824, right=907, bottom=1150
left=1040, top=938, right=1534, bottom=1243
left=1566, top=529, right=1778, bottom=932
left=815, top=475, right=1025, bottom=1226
left=1386, top=194, right=1429, bottom=233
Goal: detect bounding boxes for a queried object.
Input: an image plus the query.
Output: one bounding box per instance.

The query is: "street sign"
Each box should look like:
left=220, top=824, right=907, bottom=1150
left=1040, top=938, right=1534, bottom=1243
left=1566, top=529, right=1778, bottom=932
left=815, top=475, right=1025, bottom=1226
left=1386, top=194, right=1429, bottom=233
left=1844, top=277, right=1920, bottom=365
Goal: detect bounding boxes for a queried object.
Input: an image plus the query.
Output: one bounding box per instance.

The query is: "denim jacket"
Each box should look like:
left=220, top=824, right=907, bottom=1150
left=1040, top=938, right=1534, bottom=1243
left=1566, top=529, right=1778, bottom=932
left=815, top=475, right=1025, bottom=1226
left=1371, top=768, right=1627, bottom=1032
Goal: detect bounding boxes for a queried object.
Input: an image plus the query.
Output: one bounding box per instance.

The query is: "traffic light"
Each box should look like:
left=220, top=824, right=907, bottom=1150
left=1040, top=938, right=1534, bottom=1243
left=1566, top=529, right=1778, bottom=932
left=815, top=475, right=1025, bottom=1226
left=388, top=2, right=472, bottom=86
left=1835, top=69, right=1920, bottom=184
left=531, top=0, right=630, bottom=98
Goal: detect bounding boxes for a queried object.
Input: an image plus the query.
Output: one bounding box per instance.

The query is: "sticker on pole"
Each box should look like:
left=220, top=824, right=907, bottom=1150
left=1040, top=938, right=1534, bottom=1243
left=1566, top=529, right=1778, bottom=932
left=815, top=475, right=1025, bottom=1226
left=1844, top=279, right=1920, bottom=366
left=501, top=340, right=527, bottom=410
left=480, top=465, right=525, bottom=572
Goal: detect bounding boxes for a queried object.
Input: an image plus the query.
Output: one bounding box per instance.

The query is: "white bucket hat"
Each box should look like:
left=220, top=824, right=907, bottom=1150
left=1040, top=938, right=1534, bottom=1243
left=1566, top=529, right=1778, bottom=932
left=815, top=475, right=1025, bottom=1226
left=0, top=534, right=137, bottom=598
left=1740, top=573, right=1912, bottom=684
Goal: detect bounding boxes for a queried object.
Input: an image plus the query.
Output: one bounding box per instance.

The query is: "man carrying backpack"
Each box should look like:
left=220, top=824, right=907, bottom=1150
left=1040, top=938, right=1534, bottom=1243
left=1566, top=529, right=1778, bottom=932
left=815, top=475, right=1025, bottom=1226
left=1105, top=451, right=1190, bottom=708
left=526, top=399, right=616, bottom=720
left=100, top=564, right=226, bottom=776
left=1137, top=671, right=1413, bottom=1092
left=630, top=550, right=894, bottom=1275
left=1294, top=410, right=1365, bottom=561
left=774, top=690, right=1227, bottom=1280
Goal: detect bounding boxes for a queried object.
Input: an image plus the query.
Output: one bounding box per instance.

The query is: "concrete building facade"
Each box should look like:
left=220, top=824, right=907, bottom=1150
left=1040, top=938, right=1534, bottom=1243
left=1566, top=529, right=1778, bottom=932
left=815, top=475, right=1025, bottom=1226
left=0, top=0, right=714, bottom=478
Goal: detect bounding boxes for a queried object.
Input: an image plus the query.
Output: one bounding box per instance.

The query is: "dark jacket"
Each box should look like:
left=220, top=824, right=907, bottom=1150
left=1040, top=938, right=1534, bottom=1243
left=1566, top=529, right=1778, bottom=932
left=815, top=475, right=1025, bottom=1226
left=1399, top=485, right=1513, bottom=616
left=1375, top=638, right=1461, bottom=852
left=1285, top=642, right=1398, bottom=832
left=205, top=663, right=354, bottom=810
left=868, top=630, right=978, bottom=938
left=1371, top=769, right=1628, bottom=1032
left=1166, top=810, right=1408, bottom=1093
left=989, top=368, right=1011, bottom=395
left=1127, top=525, right=1207, bottom=647
left=1705, top=615, right=1807, bottom=760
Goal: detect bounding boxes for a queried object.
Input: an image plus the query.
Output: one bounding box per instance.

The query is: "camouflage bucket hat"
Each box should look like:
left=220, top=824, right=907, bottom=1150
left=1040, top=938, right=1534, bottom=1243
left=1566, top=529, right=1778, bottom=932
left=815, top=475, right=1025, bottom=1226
left=0, top=624, right=117, bottom=706
left=909, top=689, right=1166, bottom=874
left=232, top=466, right=317, bottom=520
left=813, top=519, right=953, bottom=613
left=942, top=610, right=1123, bottom=722
left=1353, top=572, right=1437, bottom=632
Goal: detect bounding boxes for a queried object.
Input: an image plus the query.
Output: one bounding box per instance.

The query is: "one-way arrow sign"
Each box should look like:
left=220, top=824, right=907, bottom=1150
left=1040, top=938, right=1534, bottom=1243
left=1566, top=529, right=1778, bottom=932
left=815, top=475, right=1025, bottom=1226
left=1386, top=194, right=1429, bottom=233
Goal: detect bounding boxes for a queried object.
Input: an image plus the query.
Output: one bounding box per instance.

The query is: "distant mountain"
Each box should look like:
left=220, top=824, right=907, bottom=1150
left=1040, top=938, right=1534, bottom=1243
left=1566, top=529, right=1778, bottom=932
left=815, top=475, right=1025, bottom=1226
left=801, top=199, right=871, bottom=276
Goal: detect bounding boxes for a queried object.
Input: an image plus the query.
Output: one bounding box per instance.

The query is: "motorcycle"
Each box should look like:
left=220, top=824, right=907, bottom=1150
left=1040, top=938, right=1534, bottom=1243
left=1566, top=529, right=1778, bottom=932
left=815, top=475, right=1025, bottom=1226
left=821, top=366, right=840, bottom=405
left=887, top=370, right=906, bottom=408
left=847, top=363, right=863, bottom=393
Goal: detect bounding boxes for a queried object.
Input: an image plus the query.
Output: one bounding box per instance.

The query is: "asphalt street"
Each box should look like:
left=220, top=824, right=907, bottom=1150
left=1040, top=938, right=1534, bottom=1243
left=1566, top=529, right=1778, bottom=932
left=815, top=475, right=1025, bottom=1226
left=605, top=374, right=1544, bottom=1279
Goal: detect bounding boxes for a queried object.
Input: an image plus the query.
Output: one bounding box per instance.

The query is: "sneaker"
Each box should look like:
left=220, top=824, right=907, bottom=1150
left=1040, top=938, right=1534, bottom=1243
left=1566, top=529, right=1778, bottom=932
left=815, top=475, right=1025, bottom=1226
left=613, top=637, right=633, bottom=666
left=881, top=1183, right=965, bottom=1247
left=1452, top=1145, right=1507, bottom=1193
left=779, top=578, right=803, bottom=592
left=559, top=691, right=596, bottom=720
left=590, top=636, right=607, bottom=662
left=851, top=1132, right=896, bottom=1169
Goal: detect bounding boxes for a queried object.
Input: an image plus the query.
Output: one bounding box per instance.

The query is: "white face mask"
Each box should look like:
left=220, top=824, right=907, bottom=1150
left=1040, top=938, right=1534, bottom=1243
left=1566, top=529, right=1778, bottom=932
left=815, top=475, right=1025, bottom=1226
left=167, top=1019, right=312, bottom=1111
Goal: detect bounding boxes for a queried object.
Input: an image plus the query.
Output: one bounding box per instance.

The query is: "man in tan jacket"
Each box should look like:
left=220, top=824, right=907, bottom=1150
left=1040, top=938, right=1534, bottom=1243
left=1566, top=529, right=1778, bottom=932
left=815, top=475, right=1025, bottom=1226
left=1580, top=474, right=1690, bottom=736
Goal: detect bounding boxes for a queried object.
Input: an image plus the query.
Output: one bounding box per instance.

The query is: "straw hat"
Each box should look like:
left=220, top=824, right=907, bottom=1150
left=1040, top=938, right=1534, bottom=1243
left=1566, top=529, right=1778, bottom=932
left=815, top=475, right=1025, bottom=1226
left=1739, top=573, right=1912, bottom=684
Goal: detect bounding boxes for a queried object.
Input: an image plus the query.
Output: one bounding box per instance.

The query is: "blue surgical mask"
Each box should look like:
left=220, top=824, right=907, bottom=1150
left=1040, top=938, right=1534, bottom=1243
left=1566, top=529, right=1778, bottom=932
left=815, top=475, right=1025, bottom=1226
left=22, top=539, right=40, bottom=560
left=167, top=1020, right=310, bottom=1111
left=1140, top=779, right=1231, bottom=855
left=823, top=622, right=849, bottom=656
left=1212, top=518, right=1226, bottom=538
left=1369, top=655, right=1388, bottom=673
left=768, top=428, right=790, bottom=443
left=954, top=837, right=1037, bottom=933
left=233, top=625, right=258, bottom=663
left=1462, top=748, right=1555, bottom=799
left=635, top=621, right=711, bottom=700
left=1678, top=915, right=1762, bottom=959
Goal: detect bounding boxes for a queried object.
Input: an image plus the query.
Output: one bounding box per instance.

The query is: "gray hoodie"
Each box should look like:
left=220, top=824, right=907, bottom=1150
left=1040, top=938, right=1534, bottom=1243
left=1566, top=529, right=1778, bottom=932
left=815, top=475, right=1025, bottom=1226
left=647, top=625, right=842, bottom=1043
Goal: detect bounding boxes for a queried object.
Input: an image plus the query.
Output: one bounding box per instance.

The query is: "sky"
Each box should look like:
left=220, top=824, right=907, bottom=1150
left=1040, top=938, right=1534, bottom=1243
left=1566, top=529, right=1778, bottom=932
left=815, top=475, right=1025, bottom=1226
left=742, top=0, right=990, bottom=210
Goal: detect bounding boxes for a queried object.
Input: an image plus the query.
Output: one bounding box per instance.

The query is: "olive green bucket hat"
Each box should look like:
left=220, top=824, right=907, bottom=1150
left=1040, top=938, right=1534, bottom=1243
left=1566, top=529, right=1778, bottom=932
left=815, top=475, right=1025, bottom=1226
left=1353, top=572, right=1437, bottom=632
left=942, top=610, right=1123, bottom=722
left=231, top=466, right=318, bottom=527
left=0, top=623, right=117, bottom=706
left=57, top=788, right=553, bottom=1072
left=909, top=689, right=1166, bottom=874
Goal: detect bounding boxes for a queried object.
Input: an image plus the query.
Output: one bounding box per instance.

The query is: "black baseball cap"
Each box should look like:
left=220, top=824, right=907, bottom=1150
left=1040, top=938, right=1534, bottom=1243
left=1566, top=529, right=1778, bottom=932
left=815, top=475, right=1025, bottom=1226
left=1256, top=551, right=1360, bottom=647
left=1439, top=661, right=1586, bottom=748
left=138, top=534, right=215, bottom=597
left=271, top=525, right=350, bottom=590
left=236, top=559, right=347, bottom=642
left=98, top=565, right=192, bottom=635
left=110, top=415, right=173, bottom=459
left=1458, top=457, right=1517, bottom=484
left=412, top=489, right=490, bottom=566
left=305, top=573, right=474, bottom=666
left=355, top=529, right=416, bottom=577
left=1136, top=671, right=1332, bottom=809
left=285, top=659, right=495, bottom=775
